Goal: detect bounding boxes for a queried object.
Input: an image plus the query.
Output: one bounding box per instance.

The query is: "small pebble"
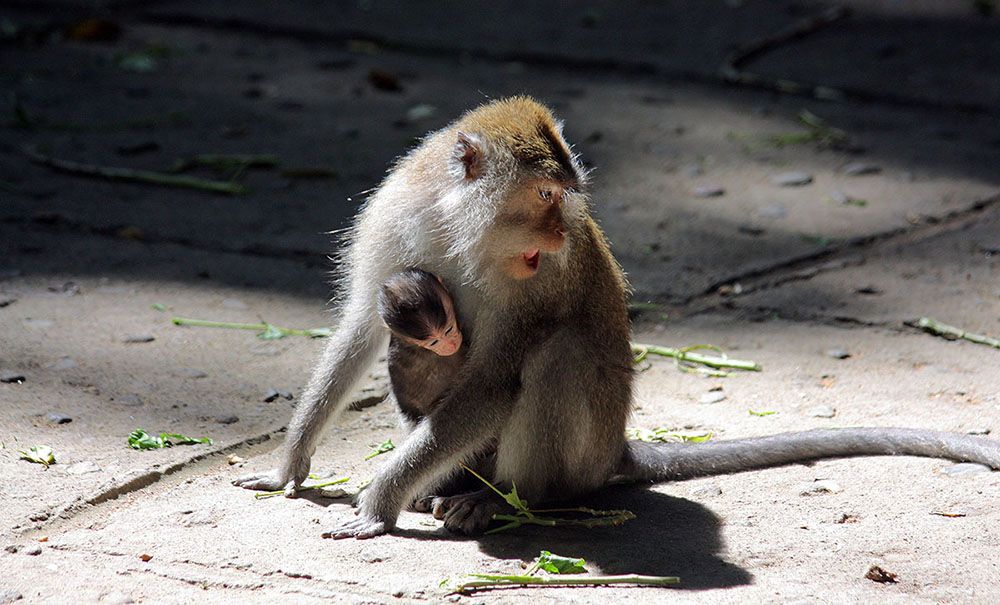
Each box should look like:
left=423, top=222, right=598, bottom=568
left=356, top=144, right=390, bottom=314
left=139, top=553, right=152, bottom=562
left=178, top=368, right=208, bottom=379
left=122, top=334, right=155, bottom=344
left=738, top=224, right=765, bottom=236
left=24, top=318, right=54, bottom=329
left=50, top=357, right=76, bottom=370
left=693, top=185, right=725, bottom=198
left=119, top=394, right=144, bottom=406
left=0, top=297, right=17, bottom=308
left=0, top=371, right=26, bottom=384
left=46, top=412, right=72, bottom=424
left=0, top=591, right=21, bottom=604
left=64, top=461, right=101, bottom=475
left=940, top=462, right=991, bottom=476
left=801, top=479, right=841, bottom=496
left=405, top=103, right=437, bottom=122
left=264, top=388, right=294, bottom=403
left=691, top=484, right=723, bottom=498
left=24, top=545, right=42, bottom=556
left=865, top=565, right=898, bottom=584
left=683, top=163, right=704, bottom=178
left=825, top=348, right=851, bottom=359
left=699, top=391, right=727, bottom=404
left=770, top=171, right=813, bottom=187
left=215, top=414, right=239, bottom=425
left=807, top=405, right=837, bottom=419
left=843, top=162, right=881, bottom=176
left=226, top=454, right=245, bottom=465
left=966, top=427, right=991, bottom=436
left=221, top=298, right=248, bottom=310
left=758, top=204, right=788, bottom=219
left=4, top=545, right=18, bottom=553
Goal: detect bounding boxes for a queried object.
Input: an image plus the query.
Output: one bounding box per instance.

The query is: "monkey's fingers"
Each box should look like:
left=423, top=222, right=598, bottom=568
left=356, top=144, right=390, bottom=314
left=322, top=516, right=387, bottom=540
left=232, top=470, right=289, bottom=492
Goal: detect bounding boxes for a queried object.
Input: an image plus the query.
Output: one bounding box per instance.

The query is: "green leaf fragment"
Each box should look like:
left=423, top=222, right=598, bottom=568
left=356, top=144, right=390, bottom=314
left=537, top=551, right=587, bottom=574
left=364, top=439, right=395, bottom=460
left=257, top=323, right=286, bottom=340
left=151, top=303, right=167, bottom=312
left=19, top=445, right=56, bottom=467
left=128, top=428, right=212, bottom=450
left=749, top=410, right=777, bottom=417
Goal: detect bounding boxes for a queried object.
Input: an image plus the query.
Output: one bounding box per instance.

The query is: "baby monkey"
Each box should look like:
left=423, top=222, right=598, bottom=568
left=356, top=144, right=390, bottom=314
left=377, top=268, right=465, bottom=429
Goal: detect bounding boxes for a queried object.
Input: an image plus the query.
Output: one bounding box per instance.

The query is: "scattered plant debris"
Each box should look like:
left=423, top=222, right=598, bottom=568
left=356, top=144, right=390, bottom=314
left=254, top=476, right=350, bottom=500
left=172, top=316, right=332, bottom=339
left=365, top=439, right=395, bottom=460
left=907, top=317, right=1000, bottom=350
left=627, top=427, right=713, bottom=443
left=460, top=464, right=635, bottom=534
left=127, top=429, right=212, bottom=450
left=444, top=550, right=678, bottom=594
left=19, top=445, right=55, bottom=467
left=25, top=148, right=247, bottom=195
left=632, top=343, right=761, bottom=376
left=749, top=409, right=777, bottom=417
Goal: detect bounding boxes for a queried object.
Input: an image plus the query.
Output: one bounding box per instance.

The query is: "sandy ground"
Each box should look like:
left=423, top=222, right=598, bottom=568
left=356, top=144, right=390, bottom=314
left=1, top=1, right=999, bottom=603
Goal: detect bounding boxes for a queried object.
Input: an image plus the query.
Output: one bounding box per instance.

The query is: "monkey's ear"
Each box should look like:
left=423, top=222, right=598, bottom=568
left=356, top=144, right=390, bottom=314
left=453, top=131, right=485, bottom=180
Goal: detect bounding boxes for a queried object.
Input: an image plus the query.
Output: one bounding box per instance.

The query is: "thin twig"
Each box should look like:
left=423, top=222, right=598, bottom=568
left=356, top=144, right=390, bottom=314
left=908, top=317, right=1000, bottom=350
left=631, top=343, right=761, bottom=371
left=254, top=477, right=349, bottom=500
left=450, top=573, right=680, bottom=594
left=721, top=6, right=851, bottom=102
left=171, top=317, right=331, bottom=338
left=25, top=147, right=247, bottom=195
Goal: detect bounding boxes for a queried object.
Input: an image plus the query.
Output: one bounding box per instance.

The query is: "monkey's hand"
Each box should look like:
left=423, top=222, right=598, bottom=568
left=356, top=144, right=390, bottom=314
left=323, top=477, right=397, bottom=539
left=233, top=457, right=310, bottom=494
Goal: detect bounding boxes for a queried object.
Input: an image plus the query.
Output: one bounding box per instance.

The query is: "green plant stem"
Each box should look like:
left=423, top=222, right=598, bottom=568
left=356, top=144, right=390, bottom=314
left=254, top=477, right=349, bottom=500
left=451, top=573, right=680, bottom=593
left=631, top=343, right=761, bottom=371
left=25, top=147, right=247, bottom=195
left=492, top=510, right=635, bottom=530
left=171, top=317, right=323, bottom=338
left=911, top=317, right=1000, bottom=350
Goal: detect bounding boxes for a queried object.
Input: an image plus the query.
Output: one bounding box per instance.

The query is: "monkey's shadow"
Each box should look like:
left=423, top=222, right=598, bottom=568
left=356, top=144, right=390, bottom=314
left=400, top=486, right=751, bottom=590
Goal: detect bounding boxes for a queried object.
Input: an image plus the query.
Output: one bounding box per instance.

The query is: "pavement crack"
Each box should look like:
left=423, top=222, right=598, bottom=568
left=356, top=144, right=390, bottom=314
left=678, top=192, right=1000, bottom=315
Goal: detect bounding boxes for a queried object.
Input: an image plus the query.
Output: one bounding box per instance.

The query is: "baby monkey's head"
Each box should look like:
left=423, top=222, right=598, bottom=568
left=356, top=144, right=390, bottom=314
left=377, top=269, right=463, bottom=356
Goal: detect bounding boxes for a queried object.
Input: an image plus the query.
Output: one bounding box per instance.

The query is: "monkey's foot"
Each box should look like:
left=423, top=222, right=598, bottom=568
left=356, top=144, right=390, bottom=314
left=411, top=495, right=439, bottom=513
left=232, top=469, right=297, bottom=494
left=430, top=489, right=506, bottom=535
left=323, top=515, right=389, bottom=540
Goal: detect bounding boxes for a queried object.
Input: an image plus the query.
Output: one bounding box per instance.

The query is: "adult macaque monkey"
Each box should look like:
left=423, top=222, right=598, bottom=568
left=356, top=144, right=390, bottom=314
left=236, top=96, right=1000, bottom=538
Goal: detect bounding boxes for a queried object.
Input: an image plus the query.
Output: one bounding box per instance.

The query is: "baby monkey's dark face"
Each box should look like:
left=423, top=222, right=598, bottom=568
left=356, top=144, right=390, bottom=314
left=403, top=291, right=462, bottom=356
left=377, top=269, right=463, bottom=357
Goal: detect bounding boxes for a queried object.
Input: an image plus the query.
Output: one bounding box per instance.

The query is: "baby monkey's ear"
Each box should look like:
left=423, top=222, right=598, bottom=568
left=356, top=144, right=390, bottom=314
left=453, top=131, right=485, bottom=180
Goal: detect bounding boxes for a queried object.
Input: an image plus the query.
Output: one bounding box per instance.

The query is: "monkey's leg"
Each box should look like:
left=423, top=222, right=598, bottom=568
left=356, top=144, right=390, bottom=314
left=442, top=332, right=630, bottom=535
left=411, top=449, right=496, bottom=512
left=619, top=428, right=1000, bottom=482
left=324, top=354, right=520, bottom=539
left=234, top=299, right=388, bottom=493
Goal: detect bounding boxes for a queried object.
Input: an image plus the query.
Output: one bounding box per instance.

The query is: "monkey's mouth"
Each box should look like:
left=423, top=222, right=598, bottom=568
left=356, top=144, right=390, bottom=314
left=522, top=249, right=540, bottom=273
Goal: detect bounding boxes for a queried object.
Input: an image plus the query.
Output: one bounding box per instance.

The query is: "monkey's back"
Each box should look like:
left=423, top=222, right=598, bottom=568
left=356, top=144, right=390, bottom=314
left=386, top=336, right=466, bottom=425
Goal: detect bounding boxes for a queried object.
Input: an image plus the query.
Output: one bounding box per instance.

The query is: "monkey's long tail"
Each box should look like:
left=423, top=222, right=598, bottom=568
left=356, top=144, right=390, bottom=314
left=618, top=428, right=1000, bottom=483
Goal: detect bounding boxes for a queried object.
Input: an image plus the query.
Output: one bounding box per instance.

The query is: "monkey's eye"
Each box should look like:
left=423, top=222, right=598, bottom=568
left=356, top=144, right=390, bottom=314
left=445, top=326, right=453, bottom=335
left=537, top=188, right=552, bottom=202
left=429, top=339, right=439, bottom=347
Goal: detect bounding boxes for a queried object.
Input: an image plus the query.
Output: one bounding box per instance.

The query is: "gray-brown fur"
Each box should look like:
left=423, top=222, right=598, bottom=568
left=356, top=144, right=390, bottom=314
left=234, top=96, right=1000, bottom=539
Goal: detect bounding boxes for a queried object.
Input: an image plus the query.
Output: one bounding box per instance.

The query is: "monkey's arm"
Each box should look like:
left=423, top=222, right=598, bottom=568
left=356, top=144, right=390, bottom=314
left=325, top=352, right=519, bottom=539
left=234, top=298, right=389, bottom=492
left=619, top=427, right=1000, bottom=483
